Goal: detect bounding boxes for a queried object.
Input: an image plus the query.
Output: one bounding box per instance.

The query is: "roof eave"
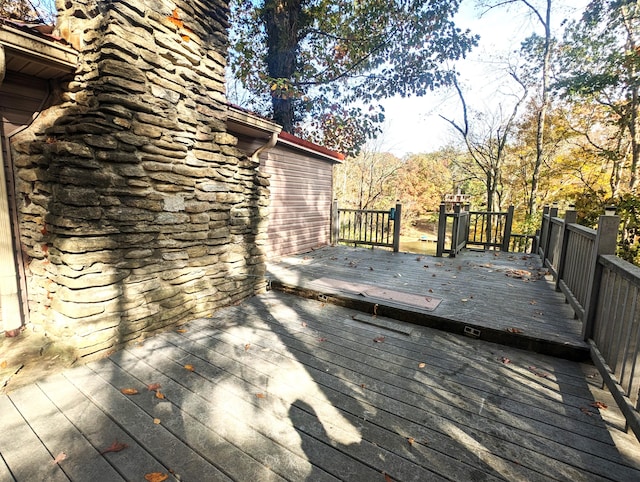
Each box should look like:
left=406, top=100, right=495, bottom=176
left=0, top=24, right=78, bottom=76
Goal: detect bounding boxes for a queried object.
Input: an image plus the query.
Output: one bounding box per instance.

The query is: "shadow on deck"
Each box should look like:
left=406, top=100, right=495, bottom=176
left=267, top=246, right=588, bottom=361
left=2, top=246, right=640, bottom=481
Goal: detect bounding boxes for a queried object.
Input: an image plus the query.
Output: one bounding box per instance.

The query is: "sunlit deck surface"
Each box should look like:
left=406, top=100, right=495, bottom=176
left=268, top=246, right=589, bottom=360
left=2, top=247, right=640, bottom=481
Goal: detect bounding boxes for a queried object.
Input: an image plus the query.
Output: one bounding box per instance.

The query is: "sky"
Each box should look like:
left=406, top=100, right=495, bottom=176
left=378, top=0, right=589, bottom=157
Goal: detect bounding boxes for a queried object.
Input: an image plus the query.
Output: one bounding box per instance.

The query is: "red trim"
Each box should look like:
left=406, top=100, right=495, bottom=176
left=278, top=131, right=345, bottom=161
left=0, top=18, right=70, bottom=46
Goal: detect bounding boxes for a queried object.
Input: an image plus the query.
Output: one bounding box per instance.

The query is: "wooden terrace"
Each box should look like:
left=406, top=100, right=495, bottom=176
left=1, top=246, right=640, bottom=481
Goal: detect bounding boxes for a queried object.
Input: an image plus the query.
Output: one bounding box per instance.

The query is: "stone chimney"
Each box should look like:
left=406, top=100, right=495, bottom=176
left=11, top=0, right=269, bottom=357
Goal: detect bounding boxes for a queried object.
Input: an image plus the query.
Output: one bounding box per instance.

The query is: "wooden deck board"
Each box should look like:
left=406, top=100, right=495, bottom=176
left=7, top=383, right=123, bottom=481
left=192, top=297, right=633, bottom=482
left=36, top=373, right=167, bottom=480
left=267, top=247, right=589, bottom=359
left=0, top=393, right=68, bottom=481
left=1, top=282, right=640, bottom=480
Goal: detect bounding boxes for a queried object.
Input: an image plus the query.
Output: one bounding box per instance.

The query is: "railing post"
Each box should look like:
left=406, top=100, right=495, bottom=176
left=501, top=205, right=514, bottom=252
left=450, top=204, right=461, bottom=257
left=392, top=202, right=402, bottom=253
left=582, top=211, right=621, bottom=340
left=538, top=205, right=550, bottom=258
left=331, top=199, right=339, bottom=245
left=436, top=202, right=446, bottom=257
left=543, top=205, right=558, bottom=263
left=555, top=207, right=578, bottom=291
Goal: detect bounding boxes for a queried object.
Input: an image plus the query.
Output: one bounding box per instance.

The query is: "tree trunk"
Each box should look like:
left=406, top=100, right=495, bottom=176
left=527, top=0, right=552, bottom=216
left=261, top=0, right=303, bottom=132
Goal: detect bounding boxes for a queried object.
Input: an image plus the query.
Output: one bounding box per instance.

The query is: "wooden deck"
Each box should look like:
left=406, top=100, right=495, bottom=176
left=2, top=246, right=640, bottom=481
left=267, top=246, right=588, bottom=360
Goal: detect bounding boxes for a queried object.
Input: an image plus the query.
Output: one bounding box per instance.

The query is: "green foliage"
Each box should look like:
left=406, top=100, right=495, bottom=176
left=554, top=0, right=640, bottom=190
left=229, top=0, right=478, bottom=155
left=612, top=193, right=640, bottom=265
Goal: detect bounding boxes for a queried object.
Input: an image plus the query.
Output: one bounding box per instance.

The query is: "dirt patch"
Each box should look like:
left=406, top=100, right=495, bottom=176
left=0, top=329, right=79, bottom=393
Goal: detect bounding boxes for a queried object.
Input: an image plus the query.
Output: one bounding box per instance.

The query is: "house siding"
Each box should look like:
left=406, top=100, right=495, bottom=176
left=0, top=72, right=49, bottom=332
left=235, top=135, right=335, bottom=258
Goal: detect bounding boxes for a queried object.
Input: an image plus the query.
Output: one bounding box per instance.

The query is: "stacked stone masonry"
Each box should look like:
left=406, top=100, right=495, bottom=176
left=10, top=0, right=269, bottom=357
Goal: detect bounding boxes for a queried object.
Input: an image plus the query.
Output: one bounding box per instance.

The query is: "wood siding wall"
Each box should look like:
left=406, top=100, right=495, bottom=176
left=236, top=136, right=335, bottom=258
left=0, top=72, right=49, bottom=331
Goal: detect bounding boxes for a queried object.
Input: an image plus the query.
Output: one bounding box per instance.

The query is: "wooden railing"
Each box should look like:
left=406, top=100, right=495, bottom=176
left=436, top=204, right=515, bottom=256
left=537, top=206, right=640, bottom=440
left=591, top=255, right=640, bottom=440
left=331, top=202, right=401, bottom=252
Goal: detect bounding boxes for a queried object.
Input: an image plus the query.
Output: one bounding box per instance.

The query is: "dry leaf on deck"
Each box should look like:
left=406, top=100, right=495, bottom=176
left=580, top=407, right=594, bottom=416
left=100, top=440, right=128, bottom=454
left=155, top=390, right=165, bottom=400
left=146, top=383, right=161, bottom=391
left=256, top=393, right=266, bottom=399
left=184, top=364, right=195, bottom=372
left=153, top=418, right=161, bottom=425
left=384, top=472, right=395, bottom=482
left=506, top=328, right=523, bottom=334
left=51, top=452, right=67, bottom=465
left=0, top=360, right=7, bottom=369
left=244, top=343, right=251, bottom=351
left=318, top=337, right=328, bottom=342
left=500, top=357, right=511, bottom=364
left=591, top=401, right=608, bottom=410
left=145, top=473, right=169, bottom=482
left=301, top=321, right=308, bottom=327
left=407, top=437, right=415, bottom=445
left=176, top=328, right=188, bottom=334
left=120, top=388, right=139, bottom=395
left=418, top=362, right=426, bottom=368
left=373, top=336, right=385, bottom=343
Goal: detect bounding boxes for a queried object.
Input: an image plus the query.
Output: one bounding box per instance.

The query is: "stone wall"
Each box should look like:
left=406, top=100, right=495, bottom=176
left=10, top=0, right=269, bottom=357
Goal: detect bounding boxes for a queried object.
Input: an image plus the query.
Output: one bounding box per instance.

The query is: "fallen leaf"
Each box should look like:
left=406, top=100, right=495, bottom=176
left=120, top=388, right=139, bottom=395
left=147, top=383, right=161, bottom=391
left=301, top=321, right=308, bottom=327
left=428, top=288, right=433, bottom=293
left=244, top=343, right=251, bottom=351
left=51, top=452, right=67, bottom=465
left=373, top=304, right=379, bottom=315
left=256, top=393, right=266, bottom=399
left=0, top=360, right=7, bottom=369
left=360, top=383, right=366, bottom=389
left=529, top=300, right=537, bottom=305
left=184, top=364, right=195, bottom=372
left=506, top=328, right=523, bottom=334
left=527, top=366, right=549, bottom=378
left=373, top=336, right=385, bottom=343
left=153, top=418, right=161, bottom=425
left=500, top=357, right=511, bottom=364
left=591, top=401, right=608, bottom=410
left=100, top=440, right=128, bottom=455
left=176, top=328, right=187, bottom=334
left=384, top=472, right=395, bottom=482
left=580, top=407, right=594, bottom=416
left=418, top=362, right=426, bottom=368
left=155, top=390, right=165, bottom=400
left=318, top=337, right=328, bottom=342
left=407, top=437, right=415, bottom=445
left=145, top=473, right=169, bottom=482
